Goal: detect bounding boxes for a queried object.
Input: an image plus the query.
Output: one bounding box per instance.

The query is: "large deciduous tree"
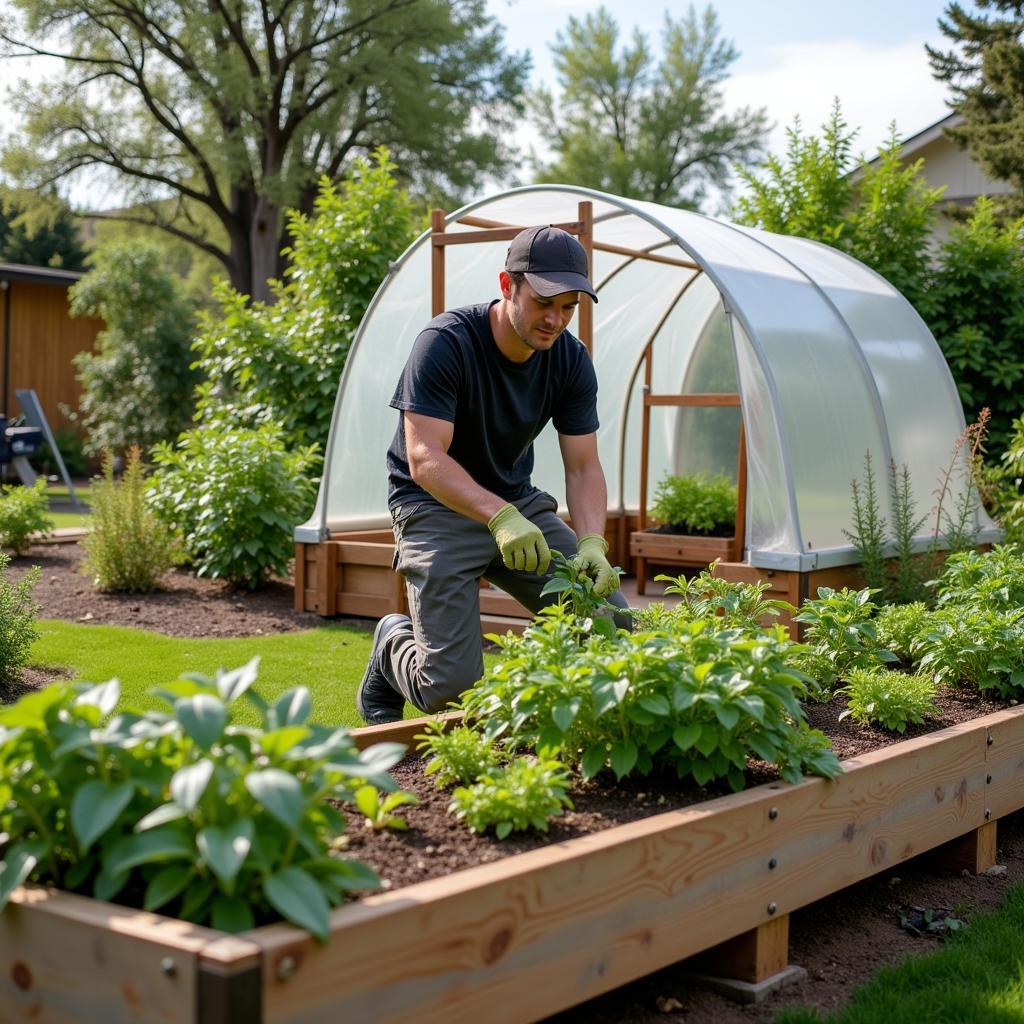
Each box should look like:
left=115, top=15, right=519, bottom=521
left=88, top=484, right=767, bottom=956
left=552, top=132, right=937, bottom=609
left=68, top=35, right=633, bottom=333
left=927, top=0, right=1024, bottom=215
left=0, top=0, right=528, bottom=301
left=530, top=5, right=767, bottom=209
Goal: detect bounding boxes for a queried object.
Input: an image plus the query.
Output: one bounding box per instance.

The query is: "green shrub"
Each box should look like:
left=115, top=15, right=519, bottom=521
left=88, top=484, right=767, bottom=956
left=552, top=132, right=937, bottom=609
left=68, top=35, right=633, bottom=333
left=449, top=758, right=573, bottom=839
left=873, top=602, right=932, bottom=664
left=649, top=472, right=736, bottom=533
left=793, top=587, right=898, bottom=692
left=839, top=667, right=939, bottom=733
left=0, top=478, right=52, bottom=554
left=148, top=423, right=319, bottom=589
left=82, top=448, right=181, bottom=592
left=0, top=659, right=407, bottom=939
left=462, top=605, right=841, bottom=792
left=0, top=551, right=40, bottom=687
left=416, top=720, right=500, bottom=788
left=998, top=412, right=1024, bottom=542
left=69, top=241, right=199, bottom=455
left=915, top=606, right=1024, bottom=697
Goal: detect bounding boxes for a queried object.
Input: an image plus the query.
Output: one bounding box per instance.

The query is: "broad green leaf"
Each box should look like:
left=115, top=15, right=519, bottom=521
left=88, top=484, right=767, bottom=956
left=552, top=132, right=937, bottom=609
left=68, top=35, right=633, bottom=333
left=580, top=743, right=607, bottom=780
left=609, top=738, right=638, bottom=779
left=713, top=704, right=740, bottom=731
left=75, top=679, right=120, bottom=717
left=745, top=733, right=778, bottom=763
left=0, top=686, right=68, bottom=729
left=245, top=769, right=304, bottom=830
left=551, top=699, right=578, bottom=733
left=259, top=726, right=312, bottom=759
left=71, top=780, right=135, bottom=851
left=93, top=861, right=130, bottom=902
left=144, top=865, right=194, bottom=911
left=216, top=658, right=260, bottom=704
left=355, top=742, right=407, bottom=777
left=264, top=866, right=330, bottom=941
left=170, top=759, right=214, bottom=812
left=197, top=819, right=254, bottom=890
left=672, top=722, right=701, bottom=752
left=0, top=839, right=52, bottom=909
left=136, top=803, right=188, bottom=831
left=638, top=694, right=671, bottom=717
left=354, top=785, right=380, bottom=820
left=695, top=726, right=719, bottom=757
left=495, top=821, right=513, bottom=840
left=175, top=695, right=227, bottom=749
left=691, top=759, right=715, bottom=786
left=274, top=687, right=312, bottom=727
left=105, top=826, right=194, bottom=877
left=211, top=895, right=255, bottom=933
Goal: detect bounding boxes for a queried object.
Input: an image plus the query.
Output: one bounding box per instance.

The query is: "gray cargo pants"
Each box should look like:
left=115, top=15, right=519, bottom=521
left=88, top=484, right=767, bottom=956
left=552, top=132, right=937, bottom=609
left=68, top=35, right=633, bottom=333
left=383, top=488, right=630, bottom=713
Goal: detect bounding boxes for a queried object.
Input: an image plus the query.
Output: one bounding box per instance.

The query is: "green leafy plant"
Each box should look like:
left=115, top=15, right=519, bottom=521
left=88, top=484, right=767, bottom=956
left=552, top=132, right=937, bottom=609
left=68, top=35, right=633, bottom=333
left=0, top=551, right=40, bottom=688
left=448, top=758, right=573, bottom=839
left=649, top=564, right=793, bottom=630
left=839, top=667, right=939, bottom=733
left=0, top=658, right=407, bottom=940
left=844, top=452, right=930, bottom=603
left=540, top=549, right=621, bottom=639
left=998, top=411, right=1024, bottom=542
left=873, top=602, right=932, bottom=665
left=353, top=785, right=419, bottom=831
left=930, top=544, right=1024, bottom=613
left=793, top=587, right=898, bottom=692
left=461, top=604, right=842, bottom=792
left=915, top=606, right=1024, bottom=697
left=649, top=472, right=737, bottom=533
left=844, top=449, right=888, bottom=594
left=82, top=448, right=182, bottom=592
left=0, top=478, right=52, bottom=554
left=148, top=423, right=319, bottom=589
left=416, top=720, right=500, bottom=788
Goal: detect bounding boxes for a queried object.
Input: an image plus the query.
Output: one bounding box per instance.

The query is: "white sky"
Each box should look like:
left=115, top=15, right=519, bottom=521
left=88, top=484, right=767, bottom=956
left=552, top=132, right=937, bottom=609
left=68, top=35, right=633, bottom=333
left=491, top=0, right=951, bottom=164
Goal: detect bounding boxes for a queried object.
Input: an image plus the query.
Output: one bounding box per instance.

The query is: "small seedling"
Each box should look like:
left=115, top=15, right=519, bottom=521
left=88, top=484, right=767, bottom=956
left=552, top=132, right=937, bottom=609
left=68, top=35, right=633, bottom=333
left=354, top=785, right=419, bottom=830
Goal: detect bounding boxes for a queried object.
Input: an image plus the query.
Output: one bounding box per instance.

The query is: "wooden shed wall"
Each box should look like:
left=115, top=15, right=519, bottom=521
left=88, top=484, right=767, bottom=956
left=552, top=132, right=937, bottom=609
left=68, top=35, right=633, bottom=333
left=1, top=279, right=102, bottom=429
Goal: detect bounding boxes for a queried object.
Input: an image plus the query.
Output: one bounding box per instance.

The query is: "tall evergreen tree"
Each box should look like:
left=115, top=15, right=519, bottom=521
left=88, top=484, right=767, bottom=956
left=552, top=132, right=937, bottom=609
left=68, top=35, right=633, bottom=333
left=1, top=0, right=528, bottom=301
left=530, top=5, right=767, bottom=209
left=0, top=199, right=86, bottom=270
left=928, top=1, right=1024, bottom=215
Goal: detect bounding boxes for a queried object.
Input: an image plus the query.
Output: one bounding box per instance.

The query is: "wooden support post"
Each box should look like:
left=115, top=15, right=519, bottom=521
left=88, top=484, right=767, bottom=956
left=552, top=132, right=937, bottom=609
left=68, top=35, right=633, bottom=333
left=693, top=914, right=790, bottom=984
left=430, top=208, right=446, bottom=317
left=577, top=200, right=594, bottom=356
left=734, top=420, right=747, bottom=562
left=932, top=820, right=998, bottom=875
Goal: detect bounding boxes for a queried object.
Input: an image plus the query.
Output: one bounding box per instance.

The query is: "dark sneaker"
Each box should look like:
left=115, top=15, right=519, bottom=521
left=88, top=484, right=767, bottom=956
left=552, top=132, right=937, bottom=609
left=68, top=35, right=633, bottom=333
left=356, top=614, right=410, bottom=725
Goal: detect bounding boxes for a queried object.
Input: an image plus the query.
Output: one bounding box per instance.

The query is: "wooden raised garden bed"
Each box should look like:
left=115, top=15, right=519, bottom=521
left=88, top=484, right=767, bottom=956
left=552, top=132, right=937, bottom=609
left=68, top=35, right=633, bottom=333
left=4, top=704, right=1023, bottom=1023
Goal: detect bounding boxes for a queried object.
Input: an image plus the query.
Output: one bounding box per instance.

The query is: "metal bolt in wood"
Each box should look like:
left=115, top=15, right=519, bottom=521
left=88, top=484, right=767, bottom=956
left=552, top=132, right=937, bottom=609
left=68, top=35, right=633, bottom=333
left=276, top=956, right=297, bottom=981
left=767, top=902, right=777, bottom=915
left=160, top=957, right=177, bottom=978
left=768, top=857, right=778, bottom=870
left=768, top=807, right=779, bottom=820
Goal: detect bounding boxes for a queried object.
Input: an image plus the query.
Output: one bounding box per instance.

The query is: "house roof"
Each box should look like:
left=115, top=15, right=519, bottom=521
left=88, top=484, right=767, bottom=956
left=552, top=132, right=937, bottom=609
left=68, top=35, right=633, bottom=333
left=0, top=261, right=84, bottom=286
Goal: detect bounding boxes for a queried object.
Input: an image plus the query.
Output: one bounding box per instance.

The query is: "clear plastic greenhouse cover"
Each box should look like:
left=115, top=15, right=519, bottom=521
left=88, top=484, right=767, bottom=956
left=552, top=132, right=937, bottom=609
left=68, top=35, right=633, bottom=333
left=296, top=184, right=999, bottom=571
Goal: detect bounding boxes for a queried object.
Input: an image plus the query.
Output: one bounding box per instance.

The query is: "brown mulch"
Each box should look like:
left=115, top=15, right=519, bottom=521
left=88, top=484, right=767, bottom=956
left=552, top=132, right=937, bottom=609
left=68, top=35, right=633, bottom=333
left=6, top=539, right=1024, bottom=1023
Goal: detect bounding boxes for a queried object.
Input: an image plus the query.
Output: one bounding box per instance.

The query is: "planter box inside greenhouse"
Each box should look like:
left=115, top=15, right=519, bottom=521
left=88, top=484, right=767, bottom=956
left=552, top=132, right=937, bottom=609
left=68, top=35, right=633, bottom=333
left=3, top=705, right=1022, bottom=1024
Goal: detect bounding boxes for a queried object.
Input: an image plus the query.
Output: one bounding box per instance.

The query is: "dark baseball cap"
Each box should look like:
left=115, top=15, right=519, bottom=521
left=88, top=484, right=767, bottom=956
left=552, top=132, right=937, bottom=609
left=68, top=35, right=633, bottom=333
left=505, top=225, right=598, bottom=302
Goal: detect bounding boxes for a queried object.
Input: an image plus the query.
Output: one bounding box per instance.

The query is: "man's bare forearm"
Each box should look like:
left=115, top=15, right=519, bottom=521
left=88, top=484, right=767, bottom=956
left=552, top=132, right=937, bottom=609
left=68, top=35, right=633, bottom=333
left=565, top=463, right=608, bottom=539
left=409, top=446, right=506, bottom=524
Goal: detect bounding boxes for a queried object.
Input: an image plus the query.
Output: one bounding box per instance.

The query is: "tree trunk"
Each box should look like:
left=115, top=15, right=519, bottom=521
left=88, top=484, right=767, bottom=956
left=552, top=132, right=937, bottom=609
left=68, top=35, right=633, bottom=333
left=249, top=195, right=282, bottom=304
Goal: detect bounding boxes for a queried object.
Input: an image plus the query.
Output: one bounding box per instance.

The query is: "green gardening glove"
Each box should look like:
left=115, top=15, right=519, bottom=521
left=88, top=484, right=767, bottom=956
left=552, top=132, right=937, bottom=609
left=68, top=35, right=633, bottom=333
left=487, top=504, right=551, bottom=574
left=573, top=533, right=619, bottom=597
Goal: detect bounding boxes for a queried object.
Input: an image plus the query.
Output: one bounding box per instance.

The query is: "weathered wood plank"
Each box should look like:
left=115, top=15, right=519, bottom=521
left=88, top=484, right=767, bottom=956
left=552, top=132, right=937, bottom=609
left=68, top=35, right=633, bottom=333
left=693, top=914, right=790, bottom=983
left=0, top=887, right=219, bottom=1024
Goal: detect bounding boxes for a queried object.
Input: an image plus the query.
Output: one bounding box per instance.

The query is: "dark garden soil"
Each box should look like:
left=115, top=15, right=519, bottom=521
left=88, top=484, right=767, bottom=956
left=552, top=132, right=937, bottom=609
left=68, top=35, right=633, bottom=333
left=645, top=522, right=736, bottom=539
left=7, top=539, right=1024, bottom=1023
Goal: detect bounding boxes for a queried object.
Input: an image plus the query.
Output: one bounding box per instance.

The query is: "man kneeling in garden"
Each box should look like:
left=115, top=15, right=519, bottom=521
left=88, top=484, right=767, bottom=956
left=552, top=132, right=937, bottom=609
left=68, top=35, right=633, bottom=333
left=357, top=225, right=630, bottom=724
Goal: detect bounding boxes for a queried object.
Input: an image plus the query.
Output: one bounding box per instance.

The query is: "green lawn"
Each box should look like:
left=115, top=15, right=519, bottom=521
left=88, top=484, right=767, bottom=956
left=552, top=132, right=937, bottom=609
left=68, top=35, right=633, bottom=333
left=45, top=482, right=92, bottom=531
left=31, top=618, right=388, bottom=728
left=775, top=885, right=1024, bottom=1023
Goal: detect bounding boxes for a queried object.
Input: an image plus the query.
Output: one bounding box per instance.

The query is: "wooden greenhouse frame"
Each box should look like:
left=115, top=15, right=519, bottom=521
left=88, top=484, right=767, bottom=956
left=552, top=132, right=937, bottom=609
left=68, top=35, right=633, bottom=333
left=4, top=704, right=1023, bottom=1022
left=294, top=200, right=855, bottom=631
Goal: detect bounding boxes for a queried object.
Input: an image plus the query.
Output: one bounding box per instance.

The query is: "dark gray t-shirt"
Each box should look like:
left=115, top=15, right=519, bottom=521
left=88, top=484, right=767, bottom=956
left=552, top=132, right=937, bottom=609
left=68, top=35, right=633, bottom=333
left=387, top=302, right=599, bottom=508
